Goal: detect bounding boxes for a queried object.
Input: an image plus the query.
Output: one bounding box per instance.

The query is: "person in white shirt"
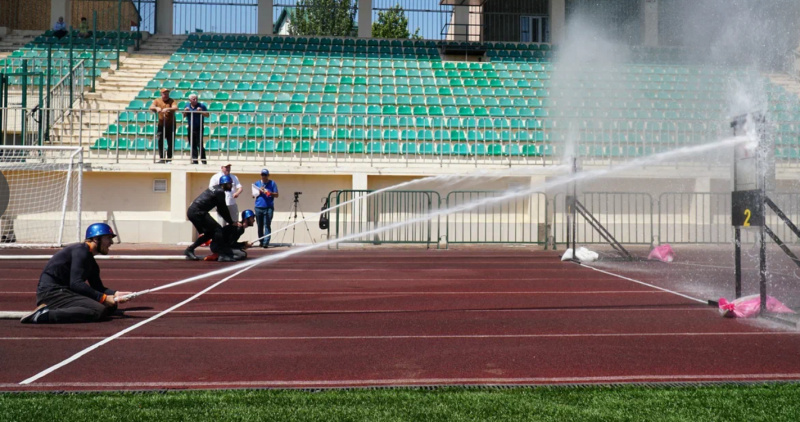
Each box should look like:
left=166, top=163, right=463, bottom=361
left=209, top=164, right=243, bottom=224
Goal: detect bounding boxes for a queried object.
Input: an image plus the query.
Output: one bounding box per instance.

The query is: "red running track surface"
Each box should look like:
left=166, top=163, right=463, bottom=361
left=1, top=247, right=799, bottom=391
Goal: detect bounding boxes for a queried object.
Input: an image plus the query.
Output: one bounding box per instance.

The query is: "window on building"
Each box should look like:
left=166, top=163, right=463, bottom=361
left=520, top=16, right=549, bottom=43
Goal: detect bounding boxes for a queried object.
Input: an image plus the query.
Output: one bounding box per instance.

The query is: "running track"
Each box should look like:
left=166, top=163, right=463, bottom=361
left=1, top=247, right=799, bottom=392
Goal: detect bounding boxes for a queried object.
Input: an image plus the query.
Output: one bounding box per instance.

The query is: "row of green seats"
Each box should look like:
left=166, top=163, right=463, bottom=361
left=9, top=49, right=118, bottom=60
left=125, top=101, right=549, bottom=117
left=117, top=112, right=550, bottom=129
left=135, top=91, right=547, bottom=107
left=153, top=75, right=547, bottom=90
left=187, top=34, right=438, bottom=48
left=31, top=37, right=134, bottom=48
left=91, top=138, right=553, bottom=157
left=175, top=48, right=440, bottom=60
left=102, top=126, right=551, bottom=142
left=138, top=85, right=550, bottom=98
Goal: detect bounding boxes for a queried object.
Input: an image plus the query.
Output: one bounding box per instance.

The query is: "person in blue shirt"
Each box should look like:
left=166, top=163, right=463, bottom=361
left=52, top=17, right=68, bottom=39
left=251, top=169, right=279, bottom=248
left=183, top=94, right=208, bottom=164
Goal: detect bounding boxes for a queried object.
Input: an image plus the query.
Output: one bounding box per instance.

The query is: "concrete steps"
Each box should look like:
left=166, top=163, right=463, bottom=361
left=47, top=35, right=184, bottom=147
left=0, top=30, right=41, bottom=53
left=768, top=73, right=800, bottom=97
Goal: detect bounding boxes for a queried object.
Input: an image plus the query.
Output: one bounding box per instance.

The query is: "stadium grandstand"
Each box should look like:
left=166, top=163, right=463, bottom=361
left=0, top=0, right=798, bottom=248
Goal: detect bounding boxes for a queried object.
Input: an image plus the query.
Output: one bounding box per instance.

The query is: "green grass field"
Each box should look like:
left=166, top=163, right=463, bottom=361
left=2, top=384, right=800, bottom=421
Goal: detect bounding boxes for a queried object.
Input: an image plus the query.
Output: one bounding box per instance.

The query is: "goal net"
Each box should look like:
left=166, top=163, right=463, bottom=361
left=0, top=146, right=83, bottom=247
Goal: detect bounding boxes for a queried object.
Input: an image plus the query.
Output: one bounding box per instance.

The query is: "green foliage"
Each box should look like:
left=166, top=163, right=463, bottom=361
left=371, top=4, right=421, bottom=40
left=288, top=0, right=356, bottom=37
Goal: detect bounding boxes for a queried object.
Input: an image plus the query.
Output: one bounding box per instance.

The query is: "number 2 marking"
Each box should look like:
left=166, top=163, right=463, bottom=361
left=743, top=209, right=751, bottom=227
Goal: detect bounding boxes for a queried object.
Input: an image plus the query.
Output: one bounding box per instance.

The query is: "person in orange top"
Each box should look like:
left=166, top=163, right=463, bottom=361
left=149, top=88, right=178, bottom=163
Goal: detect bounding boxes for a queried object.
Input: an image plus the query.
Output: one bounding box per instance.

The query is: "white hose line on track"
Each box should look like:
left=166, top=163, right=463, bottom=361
left=18, top=262, right=259, bottom=385
left=0, top=255, right=187, bottom=261
left=579, top=263, right=708, bottom=305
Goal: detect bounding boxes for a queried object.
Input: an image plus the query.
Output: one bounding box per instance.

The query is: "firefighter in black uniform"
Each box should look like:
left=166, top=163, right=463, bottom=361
left=20, top=223, right=133, bottom=324
left=184, top=174, right=241, bottom=261
left=205, top=209, right=256, bottom=262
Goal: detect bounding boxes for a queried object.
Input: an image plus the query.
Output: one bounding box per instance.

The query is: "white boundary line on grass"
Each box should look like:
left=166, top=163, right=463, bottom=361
left=18, top=263, right=259, bottom=385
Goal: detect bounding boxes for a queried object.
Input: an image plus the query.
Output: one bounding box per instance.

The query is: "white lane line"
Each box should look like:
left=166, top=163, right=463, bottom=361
left=0, top=290, right=671, bottom=295
left=96, top=306, right=714, bottom=314
left=2, top=331, right=799, bottom=341
left=580, top=264, right=709, bottom=304
left=5, top=373, right=800, bottom=389
left=18, top=263, right=258, bottom=385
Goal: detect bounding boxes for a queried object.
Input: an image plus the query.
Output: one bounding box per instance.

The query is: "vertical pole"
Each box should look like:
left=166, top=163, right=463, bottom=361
left=136, top=0, right=142, bottom=51
left=92, top=11, right=97, bottom=92
left=759, top=224, right=767, bottom=315
left=69, top=27, right=74, bottom=106
left=117, top=0, right=122, bottom=70
left=21, top=60, right=28, bottom=143
left=46, top=44, right=52, bottom=140
left=38, top=76, right=44, bottom=145
left=0, top=75, right=5, bottom=144
left=734, top=227, right=742, bottom=298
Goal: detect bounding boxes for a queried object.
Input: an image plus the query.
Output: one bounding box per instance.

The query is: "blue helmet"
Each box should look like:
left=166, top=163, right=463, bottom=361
left=219, top=174, right=232, bottom=185
left=85, top=223, right=116, bottom=240
left=241, top=209, right=255, bottom=220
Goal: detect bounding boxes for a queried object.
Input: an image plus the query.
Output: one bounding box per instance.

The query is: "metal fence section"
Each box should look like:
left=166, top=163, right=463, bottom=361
left=330, top=189, right=441, bottom=247
left=658, top=192, right=732, bottom=244
left=553, top=192, right=655, bottom=246
left=174, top=0, right=258, bottom=35
left=373, top=0, right=452, bottom=41
left=45, top=60, right=86, bottom=136
left=445, top=190, right=548, bottom=244
left=767, top=192, right=800, bottom=244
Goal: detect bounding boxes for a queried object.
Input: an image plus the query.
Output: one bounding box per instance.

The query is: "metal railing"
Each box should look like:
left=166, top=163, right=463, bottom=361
left=553, top=192, right=655, bottom=246
left=658, top=192, right=732, bottom=244
left=445, top=190, right=548, bottom=244
left=0, top=106, right=777, bottom=166
left=175, top=0, right=258, bottom=35
left=45, top=60, right=86, bottom=135
left=328, top=189, right=441, bottom=247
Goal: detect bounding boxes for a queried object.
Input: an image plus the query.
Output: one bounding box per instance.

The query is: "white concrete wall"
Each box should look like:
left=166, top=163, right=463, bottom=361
left=51, top=0, right=72, bottom=28
left=549, top=0, right=565, bottom=45
left=357, top=0, right=372, bottom=39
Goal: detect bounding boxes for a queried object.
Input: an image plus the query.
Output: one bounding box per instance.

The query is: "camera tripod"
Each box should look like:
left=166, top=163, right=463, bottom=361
left=277, top=191, right=316, bottom=246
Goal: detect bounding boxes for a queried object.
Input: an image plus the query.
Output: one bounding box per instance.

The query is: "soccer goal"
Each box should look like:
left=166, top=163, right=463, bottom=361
left=0, top=146, right=83, bottom=247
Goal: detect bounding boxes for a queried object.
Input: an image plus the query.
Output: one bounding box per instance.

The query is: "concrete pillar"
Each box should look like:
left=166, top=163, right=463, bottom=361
left=258, top=0, right=274, bottom=35
left=549, top=0, right=565, bottom=45
left=170, top=170, right=189, bottom=222
left=642, top=0, right=659, bottom=46
left=51, top=0, right=72, bottom=28
left=156, top=0, right=174, bottom=35
left=358, top=0, right=372, bottom=38
left=352, top=173, right=368, bottom=190
left=453, top=6, right=469, bottom=41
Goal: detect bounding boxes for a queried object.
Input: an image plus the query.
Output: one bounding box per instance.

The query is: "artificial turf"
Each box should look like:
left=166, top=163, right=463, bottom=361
left=2, top=384, right=800, bottom=421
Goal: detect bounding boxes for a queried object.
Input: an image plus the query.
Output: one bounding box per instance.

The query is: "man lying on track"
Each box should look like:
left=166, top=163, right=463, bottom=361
left=184, top=174, right=242, bottom=262
left=20, top=223, right=133, bottom=324
left=203, top=209, right=256, bottom=262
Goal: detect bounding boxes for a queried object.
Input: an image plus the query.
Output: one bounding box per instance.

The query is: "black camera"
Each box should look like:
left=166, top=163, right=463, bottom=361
left=294, top=192, right=302, bottom=196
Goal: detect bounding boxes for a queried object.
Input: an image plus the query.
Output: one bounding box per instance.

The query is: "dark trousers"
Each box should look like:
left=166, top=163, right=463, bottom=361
left=189, top=128, right=207, bottom=164
left=255, top=206, right=274, bottom=247
left=37, top=288, right=116, bottom=323
left=187, top=209, right=224, bottom=250
left=53, top=29, right=68, bottom=39
left=157, top=123, right=175, bottom=160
